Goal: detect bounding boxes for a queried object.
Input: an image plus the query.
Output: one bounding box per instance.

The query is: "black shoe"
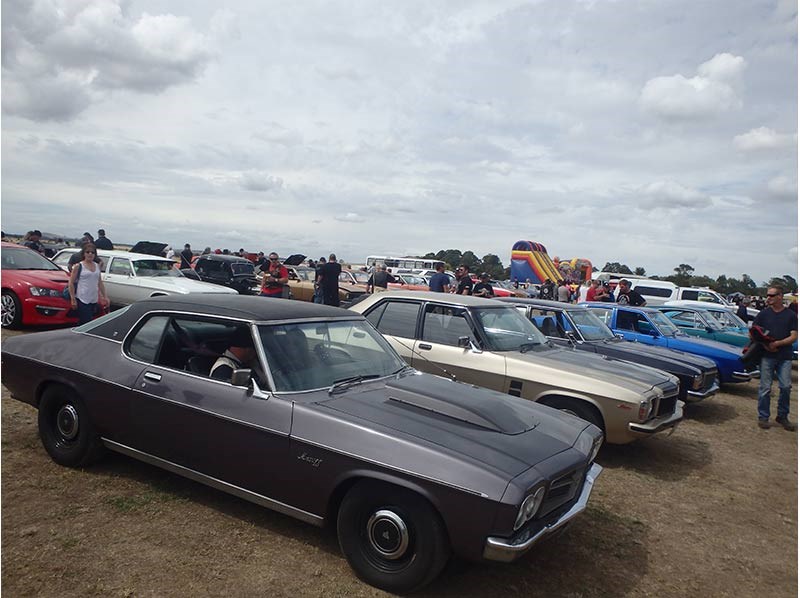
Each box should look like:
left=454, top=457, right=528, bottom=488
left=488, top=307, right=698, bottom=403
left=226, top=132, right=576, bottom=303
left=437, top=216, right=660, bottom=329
left=758, top=419, right=770, bottom=429
left=775, top=417, right=797, bottom=431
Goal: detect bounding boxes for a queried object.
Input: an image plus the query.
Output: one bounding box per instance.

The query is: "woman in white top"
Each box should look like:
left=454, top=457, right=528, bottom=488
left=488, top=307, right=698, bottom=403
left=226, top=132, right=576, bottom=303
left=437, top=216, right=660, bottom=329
left=68, top=243, right=109, bottom=325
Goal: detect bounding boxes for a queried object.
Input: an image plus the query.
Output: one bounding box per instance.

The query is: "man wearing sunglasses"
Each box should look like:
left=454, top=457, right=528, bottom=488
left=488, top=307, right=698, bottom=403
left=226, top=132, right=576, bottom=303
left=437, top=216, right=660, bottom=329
left=753, top=286, right=798, bottom=430
left=260, top=252, right=289, bottom=298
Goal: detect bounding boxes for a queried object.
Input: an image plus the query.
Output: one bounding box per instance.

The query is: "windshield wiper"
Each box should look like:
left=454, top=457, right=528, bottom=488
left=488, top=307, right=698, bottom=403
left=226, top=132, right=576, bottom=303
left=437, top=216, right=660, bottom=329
left=328, top=374, right=381, bottom=395
left=519, top=342, right=541, bottom=353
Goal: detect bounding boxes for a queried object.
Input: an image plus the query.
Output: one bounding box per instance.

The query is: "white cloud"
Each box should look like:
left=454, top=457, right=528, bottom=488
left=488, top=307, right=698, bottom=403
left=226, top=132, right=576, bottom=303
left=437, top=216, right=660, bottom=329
left=733, top=127, right=797, bottom=151
left=638, top=181, right=713, bottom=209
left=640, top=53, right=746, bottom=119
left=335, top=212, right=366, bottom=223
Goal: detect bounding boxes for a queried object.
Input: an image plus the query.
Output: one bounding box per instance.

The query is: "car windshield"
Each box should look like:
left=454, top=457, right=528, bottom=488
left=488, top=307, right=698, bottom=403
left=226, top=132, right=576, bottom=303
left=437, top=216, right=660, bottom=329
left=231, top=262, right=254, bottom=275
left=257, top=319, right=406, bottom=392
left=708, top=309, right=747, bottom=329
left=400, top=274, right=426, bottom=285
left=2, top=247, right=62, bottom=271
left=649, top=310, right=682, bottom=336
left=133, top=260, right=183, bottom=277
left=568, top=309, right=616, bottom=340
left=472, top=306, right=547, bottom=351
left=351, top=271, right=370, bottom=283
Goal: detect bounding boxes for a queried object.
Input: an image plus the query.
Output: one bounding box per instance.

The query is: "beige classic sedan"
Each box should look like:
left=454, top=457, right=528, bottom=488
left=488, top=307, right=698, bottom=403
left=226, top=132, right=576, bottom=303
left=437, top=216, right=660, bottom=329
left=351, top=291, right=683, bottom=444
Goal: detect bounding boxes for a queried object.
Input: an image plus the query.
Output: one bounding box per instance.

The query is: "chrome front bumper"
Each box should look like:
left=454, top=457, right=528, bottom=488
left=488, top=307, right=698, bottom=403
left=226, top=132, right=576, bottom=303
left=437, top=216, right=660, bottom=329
left=483, top=463, right=603, bottom=562
left=686, top=380, right=720, bottom=402
left=628, top=400, right=684, bottom=436
left=731, top=371, right=752, bottom=382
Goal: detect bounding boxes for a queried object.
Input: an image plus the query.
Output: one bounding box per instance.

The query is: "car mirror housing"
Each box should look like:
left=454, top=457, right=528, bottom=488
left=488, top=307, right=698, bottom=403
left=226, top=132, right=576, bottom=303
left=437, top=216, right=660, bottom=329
left=457, top=336, right=471, bottom=348
left=231, top=368, right=252, bottom=387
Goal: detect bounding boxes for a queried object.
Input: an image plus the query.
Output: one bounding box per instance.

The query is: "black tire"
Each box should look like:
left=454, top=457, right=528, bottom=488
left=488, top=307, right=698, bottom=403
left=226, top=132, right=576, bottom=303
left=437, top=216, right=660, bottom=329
left=337, top=480, right=450, bottom=594
left=543, top=396, right=605, bottom=432
left=1, top=289, right=22, bottom=329
left=38, top=386, right=104, bottom=467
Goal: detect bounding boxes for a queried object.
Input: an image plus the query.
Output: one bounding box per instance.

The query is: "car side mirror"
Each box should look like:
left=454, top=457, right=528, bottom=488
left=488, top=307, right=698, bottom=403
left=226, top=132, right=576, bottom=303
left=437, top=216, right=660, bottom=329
left=706, top=326, right=715, bottom=334
left=231, top=368, right=252, bottom=387
left=615, top=333, right=624, bottom=339
left=457, top=336, right=470, bottom=348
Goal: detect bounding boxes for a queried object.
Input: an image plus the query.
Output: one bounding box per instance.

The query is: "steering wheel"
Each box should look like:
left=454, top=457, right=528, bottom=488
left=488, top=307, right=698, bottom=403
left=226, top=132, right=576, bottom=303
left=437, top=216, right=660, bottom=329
left=314, top=344, right=352, bottom=364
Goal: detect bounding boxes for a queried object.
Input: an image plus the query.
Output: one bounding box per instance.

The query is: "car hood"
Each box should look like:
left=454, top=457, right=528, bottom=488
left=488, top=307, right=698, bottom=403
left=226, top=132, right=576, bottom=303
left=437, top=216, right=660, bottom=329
left=510, top=345, right=675, bottom=391
left=321, top=373, right=588, bottom=477
left=597, top=338, right=717, bottom=371
left=663, top=334, right=744, bottom=357
left=10, top=270, right=70, bottom=287
left=129, top=241, right=168, bottom=256
left=139, top=276, right=239, bottom=294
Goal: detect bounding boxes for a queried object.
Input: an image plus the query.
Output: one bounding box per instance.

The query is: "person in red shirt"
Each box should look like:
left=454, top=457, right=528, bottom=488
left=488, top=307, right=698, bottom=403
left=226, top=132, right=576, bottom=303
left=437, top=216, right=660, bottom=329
left=260, top=252, right=289, bottom=298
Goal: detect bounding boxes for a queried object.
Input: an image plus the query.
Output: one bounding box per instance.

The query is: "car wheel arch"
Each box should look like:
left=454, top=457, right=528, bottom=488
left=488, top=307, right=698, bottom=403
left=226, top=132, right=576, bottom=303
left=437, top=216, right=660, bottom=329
left=537, top=394, right=605, bottom=432
left=327, top=471, right=447, bottom=532
left=35, top=379, right=82, bottom=408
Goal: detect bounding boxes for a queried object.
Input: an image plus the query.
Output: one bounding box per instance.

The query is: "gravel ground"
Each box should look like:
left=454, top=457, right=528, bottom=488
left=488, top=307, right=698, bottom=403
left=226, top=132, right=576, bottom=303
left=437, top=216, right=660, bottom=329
left=2, top=325, right=797, bottom=597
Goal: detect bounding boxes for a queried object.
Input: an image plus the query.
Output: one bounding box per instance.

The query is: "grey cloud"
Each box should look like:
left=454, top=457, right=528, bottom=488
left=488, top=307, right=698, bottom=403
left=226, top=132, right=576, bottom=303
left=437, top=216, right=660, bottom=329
left=239, top=171, right=284, bottom=192
left=635, top=181, right=714, bottom=210
left=2, top=0, right=215, bottom=121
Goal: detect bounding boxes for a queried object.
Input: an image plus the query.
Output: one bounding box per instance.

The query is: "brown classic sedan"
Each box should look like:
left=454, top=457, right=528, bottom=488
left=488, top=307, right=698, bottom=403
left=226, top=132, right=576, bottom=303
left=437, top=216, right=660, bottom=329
left=1, top=295, right=602, bottom=593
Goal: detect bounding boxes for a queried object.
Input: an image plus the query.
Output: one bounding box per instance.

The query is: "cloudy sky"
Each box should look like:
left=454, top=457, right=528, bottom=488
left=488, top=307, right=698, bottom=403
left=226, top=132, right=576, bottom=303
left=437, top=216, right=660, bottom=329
left=2, top=0, right=797, bottom=283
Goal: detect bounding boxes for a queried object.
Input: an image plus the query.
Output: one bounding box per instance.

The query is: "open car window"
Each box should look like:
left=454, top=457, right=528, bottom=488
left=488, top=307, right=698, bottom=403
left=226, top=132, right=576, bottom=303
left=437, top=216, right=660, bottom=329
left=472, top=306, right=546, bottom=350
left=421, top=305, right=473, bottom=346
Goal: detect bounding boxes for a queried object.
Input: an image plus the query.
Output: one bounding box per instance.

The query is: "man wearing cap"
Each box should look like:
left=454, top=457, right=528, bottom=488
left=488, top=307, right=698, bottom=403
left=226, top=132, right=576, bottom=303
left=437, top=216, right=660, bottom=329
left=616, top=279, right=646, bottom=306
left=95, top=229, right=114, bottom=250
left=473, top=273, right=495, bottom=297
left=260, top=252, right=289, bottom=298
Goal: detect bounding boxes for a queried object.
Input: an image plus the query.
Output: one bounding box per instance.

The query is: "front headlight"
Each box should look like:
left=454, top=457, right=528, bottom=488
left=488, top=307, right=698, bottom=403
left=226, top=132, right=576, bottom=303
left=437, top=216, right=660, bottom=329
left=638, top=398, right=654, bottom=421
left=29, top=286, right=62, bottom=297
left=691, top=374, right=703, bottom=390
left=513, top=486, right=546, bottom=531
left=573, top=430, right=603, bottom=462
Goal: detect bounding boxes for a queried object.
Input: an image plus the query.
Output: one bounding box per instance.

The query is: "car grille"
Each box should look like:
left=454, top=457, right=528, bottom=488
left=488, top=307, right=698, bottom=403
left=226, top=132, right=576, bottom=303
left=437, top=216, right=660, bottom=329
left=702, top=370, right=718, bottom=391
left=656, top=394, right=678, bottom=417
left=539, top=466, right=586, bottom=518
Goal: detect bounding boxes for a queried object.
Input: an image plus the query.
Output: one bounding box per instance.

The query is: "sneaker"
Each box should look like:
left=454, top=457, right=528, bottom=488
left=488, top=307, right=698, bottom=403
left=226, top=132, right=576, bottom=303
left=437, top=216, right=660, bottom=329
left=758, top=419, right=770, bottom=429
left=775, top=417, right=797, bottom=431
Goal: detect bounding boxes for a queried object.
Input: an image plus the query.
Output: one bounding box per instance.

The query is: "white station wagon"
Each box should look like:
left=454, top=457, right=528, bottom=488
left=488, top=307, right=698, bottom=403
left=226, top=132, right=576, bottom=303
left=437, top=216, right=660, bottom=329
left=52, top=248, right=237, bottom=307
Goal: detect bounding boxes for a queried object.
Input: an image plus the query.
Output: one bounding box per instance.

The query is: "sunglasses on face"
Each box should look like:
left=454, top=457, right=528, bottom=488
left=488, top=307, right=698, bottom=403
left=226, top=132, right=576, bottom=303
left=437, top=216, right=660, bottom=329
left=269, top=257, right=279, bottom=261
left=85, top=251, right=96, bottom=254
left=766, top=293, right=780, bottom=298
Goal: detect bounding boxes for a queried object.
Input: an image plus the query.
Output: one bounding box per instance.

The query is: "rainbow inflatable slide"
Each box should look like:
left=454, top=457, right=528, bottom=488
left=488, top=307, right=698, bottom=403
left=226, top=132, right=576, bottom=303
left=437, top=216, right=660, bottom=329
left=510, top=240, right=564, bottom=285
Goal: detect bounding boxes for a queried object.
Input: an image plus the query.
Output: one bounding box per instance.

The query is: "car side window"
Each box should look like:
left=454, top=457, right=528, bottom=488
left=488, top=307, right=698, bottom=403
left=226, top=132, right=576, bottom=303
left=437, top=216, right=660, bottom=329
left=528, top=308, right=566, bottom=338
left=421, top=305, right=472, bottom=346
left=109, top=258, right=133, bottom=276
left=616, top=310, right=640, bottom=331
left=681, top=290, right=699, bottom=301
left=367, top=301, right=420, bottom=338
left=159, top=317, right=251, bottom=378
left=587, top=308, right=611, bottom=325
left=127, top=316, right=170, bottom=363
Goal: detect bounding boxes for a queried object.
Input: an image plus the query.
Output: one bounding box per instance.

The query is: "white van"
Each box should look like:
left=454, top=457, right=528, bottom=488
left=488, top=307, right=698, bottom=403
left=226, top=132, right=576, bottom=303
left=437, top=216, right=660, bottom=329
left=628, top=280, right=734, bottom=308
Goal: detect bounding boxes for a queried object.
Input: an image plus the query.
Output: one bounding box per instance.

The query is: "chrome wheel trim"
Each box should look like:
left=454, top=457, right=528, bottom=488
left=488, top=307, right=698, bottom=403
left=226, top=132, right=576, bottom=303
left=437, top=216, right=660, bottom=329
left=1, top=294, right=15, bottom=327
left=56, top=404, right=80, bottom=441
left=367, top=509, right=409, bottom=560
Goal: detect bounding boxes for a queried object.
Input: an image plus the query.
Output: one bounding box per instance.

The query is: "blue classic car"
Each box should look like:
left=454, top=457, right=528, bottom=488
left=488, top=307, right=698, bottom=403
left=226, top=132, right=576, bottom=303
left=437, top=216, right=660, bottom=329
left=654, top=305, right=750, bottom=348
left=580, top=303, right=751, bottom=385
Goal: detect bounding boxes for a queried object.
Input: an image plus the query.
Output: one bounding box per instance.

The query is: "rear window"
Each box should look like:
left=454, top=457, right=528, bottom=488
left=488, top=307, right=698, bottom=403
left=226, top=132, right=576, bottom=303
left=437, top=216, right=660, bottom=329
left=632, top=285, right=673, bottom=298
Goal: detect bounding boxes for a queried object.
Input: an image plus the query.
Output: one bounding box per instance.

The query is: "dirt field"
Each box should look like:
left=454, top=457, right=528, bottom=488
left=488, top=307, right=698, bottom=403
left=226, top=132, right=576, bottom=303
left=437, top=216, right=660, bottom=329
left=2, top=326, right=797, bottom=597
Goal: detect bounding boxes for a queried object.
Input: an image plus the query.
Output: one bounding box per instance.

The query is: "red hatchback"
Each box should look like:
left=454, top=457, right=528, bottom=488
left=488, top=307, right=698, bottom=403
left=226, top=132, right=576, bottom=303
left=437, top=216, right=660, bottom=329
left=1, top=242, right=77, bottom=329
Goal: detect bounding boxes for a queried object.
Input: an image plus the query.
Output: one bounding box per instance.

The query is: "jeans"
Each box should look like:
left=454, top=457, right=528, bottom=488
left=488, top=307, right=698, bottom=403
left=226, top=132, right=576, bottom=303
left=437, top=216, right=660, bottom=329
left=75, top=300, right=97, bottom=325
left=758, top=356, right=793, bottom=420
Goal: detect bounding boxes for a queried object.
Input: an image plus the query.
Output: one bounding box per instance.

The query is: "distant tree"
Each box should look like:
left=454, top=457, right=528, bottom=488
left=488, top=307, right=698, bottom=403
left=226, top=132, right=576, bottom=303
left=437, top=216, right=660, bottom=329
left=480, top=253, right=505, bottom=279
left=601, top=262, right=633, bottom=274
left=461, top=251, right=481, bottom=273
left=674, top=264, right=695, bottom=278
left=741, top=274, right=757, bottom=290
left=634, top=267, right=646, bottom=276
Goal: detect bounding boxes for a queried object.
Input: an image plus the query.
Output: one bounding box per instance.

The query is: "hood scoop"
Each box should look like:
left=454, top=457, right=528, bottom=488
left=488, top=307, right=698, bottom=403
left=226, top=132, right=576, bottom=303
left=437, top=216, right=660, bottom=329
left=385, top=375, right=537, bottom=435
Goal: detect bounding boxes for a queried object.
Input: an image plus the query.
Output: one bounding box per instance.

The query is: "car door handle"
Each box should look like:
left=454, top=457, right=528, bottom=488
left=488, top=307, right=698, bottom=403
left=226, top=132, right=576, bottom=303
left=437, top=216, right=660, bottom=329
left=418, top=343, right=432, bottom=350
left=144, top=372, right=162, bottom=382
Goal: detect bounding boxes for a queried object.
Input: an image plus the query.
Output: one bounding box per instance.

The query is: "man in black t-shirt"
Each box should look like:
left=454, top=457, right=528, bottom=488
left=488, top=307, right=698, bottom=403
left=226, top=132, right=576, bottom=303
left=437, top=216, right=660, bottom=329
left=453, top=266, right=473, bottom=295
left=179, top=244, right=194, bottom=269
left=616, top=279, right=646, bottom=306
left=753, top=286, right=798, bottom=430
left=473, top=273, right=495, bottom=297
left=319, top=253, right=342, bottom=306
